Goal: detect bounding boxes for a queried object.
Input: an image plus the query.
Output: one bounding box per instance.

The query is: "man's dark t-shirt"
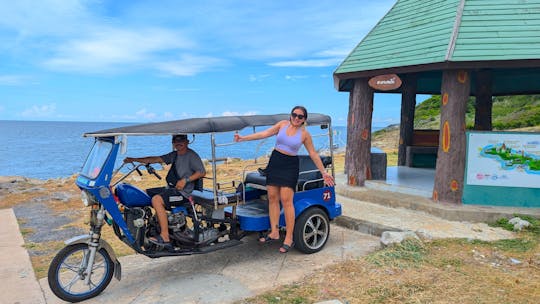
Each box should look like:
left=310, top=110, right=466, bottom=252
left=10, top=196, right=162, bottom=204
left=160, top=149, right=205, bottom=193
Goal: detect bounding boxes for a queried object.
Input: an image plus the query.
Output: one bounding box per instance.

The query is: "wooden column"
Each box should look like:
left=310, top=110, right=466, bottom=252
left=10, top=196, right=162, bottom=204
left=398, top=74, right=417, bottom=166
left=474, top=69, right=493, bottom=130
left=345, top=78, right=374, bottom=186
left=433, top=70, right=470, bottom=204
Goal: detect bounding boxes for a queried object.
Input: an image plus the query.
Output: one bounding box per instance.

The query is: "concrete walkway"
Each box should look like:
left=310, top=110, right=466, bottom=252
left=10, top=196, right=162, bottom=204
left=0, top=208, right=46, bottom=304
left=3, top=175, right=540, bottom=303
left=39, top=227, right=379, bottom=304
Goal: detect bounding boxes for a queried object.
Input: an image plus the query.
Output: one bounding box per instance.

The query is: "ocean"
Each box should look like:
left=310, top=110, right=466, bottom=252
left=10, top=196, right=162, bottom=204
left=0, top=120, right=355, bottom=180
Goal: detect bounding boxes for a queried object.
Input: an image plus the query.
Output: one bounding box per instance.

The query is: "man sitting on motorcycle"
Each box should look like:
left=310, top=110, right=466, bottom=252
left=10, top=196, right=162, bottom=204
left=124, top=134, right=206, bottom=249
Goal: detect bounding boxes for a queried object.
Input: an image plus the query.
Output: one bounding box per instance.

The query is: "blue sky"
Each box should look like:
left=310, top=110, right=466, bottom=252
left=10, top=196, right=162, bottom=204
left=0, top=0, right=415, bottom=127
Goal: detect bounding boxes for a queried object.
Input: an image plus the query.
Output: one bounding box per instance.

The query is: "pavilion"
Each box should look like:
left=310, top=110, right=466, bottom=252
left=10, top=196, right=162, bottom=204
left=333, top=0, right=540, bottom=205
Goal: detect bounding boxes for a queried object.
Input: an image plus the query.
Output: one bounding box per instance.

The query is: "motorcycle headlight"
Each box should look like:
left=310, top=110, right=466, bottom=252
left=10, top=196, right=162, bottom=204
left=81, top=190, right=97, bottom=206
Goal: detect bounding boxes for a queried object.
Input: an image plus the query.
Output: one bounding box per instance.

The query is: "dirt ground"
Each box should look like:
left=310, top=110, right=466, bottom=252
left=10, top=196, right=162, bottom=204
left=240, top=236, right=540, bottom=304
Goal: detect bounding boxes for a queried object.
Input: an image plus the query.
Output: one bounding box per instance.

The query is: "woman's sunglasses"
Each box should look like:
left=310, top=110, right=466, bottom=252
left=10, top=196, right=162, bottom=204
left=291, top=113, right=305, bottom=120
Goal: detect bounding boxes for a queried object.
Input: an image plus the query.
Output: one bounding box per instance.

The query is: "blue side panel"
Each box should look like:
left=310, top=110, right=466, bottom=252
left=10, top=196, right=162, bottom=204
left=87, top=186, right=136, bottom=243
left=115, top=183, right=152, bottom=207
left=230, top=201, right=271, bottom=232
left=231, top=186, right=342, bottom=232
left=463, top=185, right=540, bottom=208
left=292, top=187, right=342, bottom=219
left=238, top=213, right=271, bottom=232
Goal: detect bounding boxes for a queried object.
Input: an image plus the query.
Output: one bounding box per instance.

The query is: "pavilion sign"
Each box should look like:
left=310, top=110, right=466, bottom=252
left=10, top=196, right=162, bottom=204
left=368, top=74, right=402, bottom=91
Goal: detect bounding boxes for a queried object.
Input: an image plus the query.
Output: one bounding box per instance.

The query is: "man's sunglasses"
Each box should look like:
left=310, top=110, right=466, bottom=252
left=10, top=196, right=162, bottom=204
left=291, top=113, right=305, bottom=120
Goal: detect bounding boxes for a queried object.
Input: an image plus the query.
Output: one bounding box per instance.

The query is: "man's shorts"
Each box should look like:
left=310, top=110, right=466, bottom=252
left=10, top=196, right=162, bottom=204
left=147, top=187, right=186, bottom=209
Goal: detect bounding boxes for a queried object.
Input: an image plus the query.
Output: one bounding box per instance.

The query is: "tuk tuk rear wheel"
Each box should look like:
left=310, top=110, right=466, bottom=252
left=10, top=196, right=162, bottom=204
left=48, top=243, right=114, bottom=302
left=293, top=207, right=330, bottom=254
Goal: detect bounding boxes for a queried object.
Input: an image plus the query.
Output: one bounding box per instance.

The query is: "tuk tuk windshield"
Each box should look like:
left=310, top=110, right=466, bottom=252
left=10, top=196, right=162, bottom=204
left=80, top=140, right=113, bottom=179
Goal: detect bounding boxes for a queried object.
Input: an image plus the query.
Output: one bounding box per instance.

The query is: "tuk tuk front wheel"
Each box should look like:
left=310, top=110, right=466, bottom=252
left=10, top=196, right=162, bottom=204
left=293, top=207, right=330, bottom=254
left=48, top=243, right=114, bottom=302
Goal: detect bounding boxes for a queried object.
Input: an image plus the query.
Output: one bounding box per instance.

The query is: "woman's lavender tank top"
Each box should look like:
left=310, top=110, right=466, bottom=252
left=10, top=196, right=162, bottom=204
left=275, top=124, right=303, bottom=155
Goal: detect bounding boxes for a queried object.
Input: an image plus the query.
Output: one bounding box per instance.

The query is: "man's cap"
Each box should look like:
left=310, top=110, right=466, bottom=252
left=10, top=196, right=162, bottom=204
left=172, top=134, right=188, bottom=142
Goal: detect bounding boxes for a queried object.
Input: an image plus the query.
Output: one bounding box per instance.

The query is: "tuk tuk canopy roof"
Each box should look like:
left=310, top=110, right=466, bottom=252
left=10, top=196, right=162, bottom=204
left=83, top=113, right=332, bottom=137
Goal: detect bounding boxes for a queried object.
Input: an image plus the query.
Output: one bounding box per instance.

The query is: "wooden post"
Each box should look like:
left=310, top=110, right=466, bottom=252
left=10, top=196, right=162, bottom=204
left=474, top=69, right=493, bottom=131
left=433, top=70, right=470, bottom=204
left=398, top=74, right=417, bottom=166
left=345, top=78, right=374, bottom=186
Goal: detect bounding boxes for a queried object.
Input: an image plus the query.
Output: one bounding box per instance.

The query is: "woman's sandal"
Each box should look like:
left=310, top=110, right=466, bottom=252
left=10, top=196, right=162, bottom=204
left=259, top=234, right=279, bottom=244
left=279, top=242, right=294, bottom=253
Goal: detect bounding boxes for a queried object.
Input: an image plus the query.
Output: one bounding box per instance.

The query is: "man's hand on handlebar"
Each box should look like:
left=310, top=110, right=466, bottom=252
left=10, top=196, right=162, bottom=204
left=175, top=178, right=187, bottom=190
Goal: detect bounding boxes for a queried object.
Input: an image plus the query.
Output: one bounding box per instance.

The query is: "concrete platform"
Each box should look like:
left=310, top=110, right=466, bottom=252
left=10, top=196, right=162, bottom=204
left=336, top=170, right=540, bottom=223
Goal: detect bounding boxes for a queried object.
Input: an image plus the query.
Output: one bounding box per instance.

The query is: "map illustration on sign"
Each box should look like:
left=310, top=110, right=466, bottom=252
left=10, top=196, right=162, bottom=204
left=466, top=132, right=540, bottom=189
left=482, top=143, right=540, bottom=174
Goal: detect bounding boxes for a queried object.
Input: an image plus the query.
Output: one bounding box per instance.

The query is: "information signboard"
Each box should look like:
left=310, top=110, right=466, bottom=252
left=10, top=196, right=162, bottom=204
left=466, top=132, right=540, bottom=189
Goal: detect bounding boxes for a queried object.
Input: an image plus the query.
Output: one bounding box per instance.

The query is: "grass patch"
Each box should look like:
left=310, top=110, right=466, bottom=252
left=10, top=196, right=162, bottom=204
left=240, top=238, right=540, bottom=304
left=366, top=239, right=426, bottom=268
left=490, top=215, right=540, bottom=236
left=492, top=238, right=538, bottom=252
left=20, top=227, right=34, bottom=236
left=259, top=284, right=309, bottom=304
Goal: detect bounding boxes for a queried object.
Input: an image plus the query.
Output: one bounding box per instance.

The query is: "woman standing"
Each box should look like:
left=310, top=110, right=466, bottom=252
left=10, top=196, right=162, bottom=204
left=234, top=106, right=335, bottom=253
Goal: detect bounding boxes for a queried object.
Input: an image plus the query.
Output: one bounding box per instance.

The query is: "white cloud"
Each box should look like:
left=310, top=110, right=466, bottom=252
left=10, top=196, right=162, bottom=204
left=285, top=75, right=308, bottom=81
left=155, top=54, right=226, bottom=76
left=222, top=111, right=258, bottom=116
left=0, top=0, right=90, bottom=37
left=21, top=103, right=57, bottom=118
left=135, top=108, right=158, bottom=120
left=249, top=74, right=271, bottom=82
left=163, top=112, right=174, bottom=119
left=44, top=27, right=195, bottom=73
left=269, top=58, right=342, bottom=68
left=0, top=75, right=30, bottom=86
left=2, top=1, right=395, bottom=77
left=186, top=1, right=394, bottom=61
left=174, top=88, right=201, bottom=92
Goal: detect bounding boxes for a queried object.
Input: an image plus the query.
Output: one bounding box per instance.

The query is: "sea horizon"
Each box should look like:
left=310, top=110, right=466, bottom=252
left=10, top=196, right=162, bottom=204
left=1, top=120, right=387, bottom=180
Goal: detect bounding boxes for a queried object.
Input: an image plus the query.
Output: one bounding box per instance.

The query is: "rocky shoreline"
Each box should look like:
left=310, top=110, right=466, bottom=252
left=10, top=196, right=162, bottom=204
left=1, top=175, right=84, bottom=269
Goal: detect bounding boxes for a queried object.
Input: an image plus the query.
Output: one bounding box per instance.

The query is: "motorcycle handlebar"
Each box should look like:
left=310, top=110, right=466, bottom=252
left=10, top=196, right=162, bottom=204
left=146, top=165, right=162, bottom=180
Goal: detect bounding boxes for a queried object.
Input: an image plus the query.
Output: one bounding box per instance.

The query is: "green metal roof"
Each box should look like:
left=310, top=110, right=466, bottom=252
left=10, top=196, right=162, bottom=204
left=334, top=0, right=540, bottom=94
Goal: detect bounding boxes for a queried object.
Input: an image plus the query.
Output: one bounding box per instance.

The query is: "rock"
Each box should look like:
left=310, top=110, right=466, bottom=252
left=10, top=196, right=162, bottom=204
left=415, top=229, right=434, bottom=240
left=509, top=217, right=531, bottom=231
left=471, top=226, right=483, bottom=233
left=50, top=192, right=74, bottom=202
left=380, top=230, right=420, bottom=247
left=0, top=176, right=47, bottom=195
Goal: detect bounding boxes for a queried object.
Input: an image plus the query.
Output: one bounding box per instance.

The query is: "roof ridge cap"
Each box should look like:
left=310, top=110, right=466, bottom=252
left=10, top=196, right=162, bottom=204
left=445, top=0, right=466, bottom=61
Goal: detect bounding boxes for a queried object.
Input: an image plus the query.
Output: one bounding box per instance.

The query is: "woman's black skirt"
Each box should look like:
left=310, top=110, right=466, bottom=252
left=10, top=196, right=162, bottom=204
left=266, top=149, right=299, bottom=189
